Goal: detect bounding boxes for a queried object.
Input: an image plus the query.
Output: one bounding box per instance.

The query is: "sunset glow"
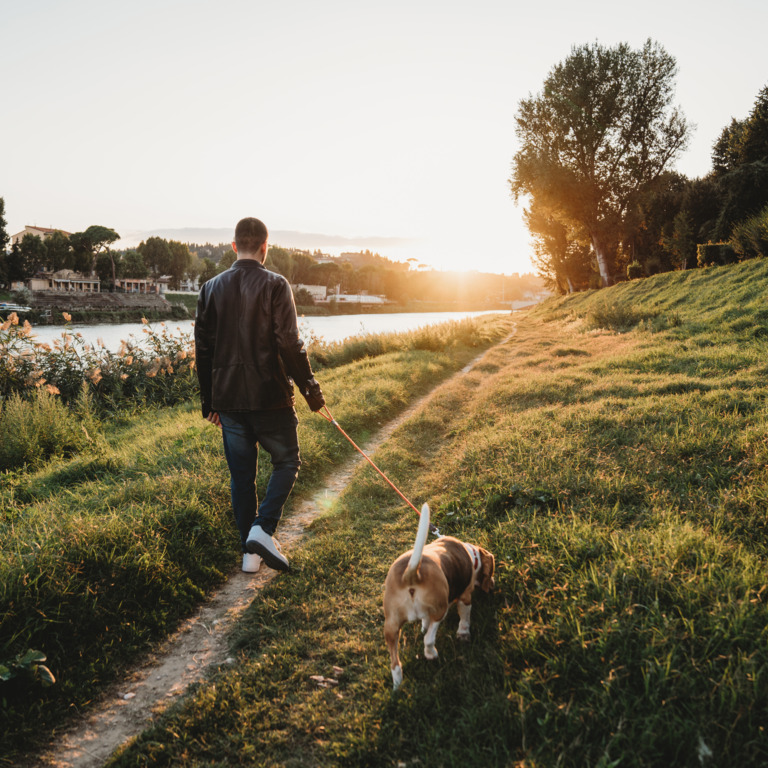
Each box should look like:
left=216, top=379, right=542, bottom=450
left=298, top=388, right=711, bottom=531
left=3, top=0, right=766, bottom=275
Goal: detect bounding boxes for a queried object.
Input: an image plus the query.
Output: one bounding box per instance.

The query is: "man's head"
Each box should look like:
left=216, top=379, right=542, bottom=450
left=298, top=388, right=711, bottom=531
left=233, top=217, right=268, bottom=262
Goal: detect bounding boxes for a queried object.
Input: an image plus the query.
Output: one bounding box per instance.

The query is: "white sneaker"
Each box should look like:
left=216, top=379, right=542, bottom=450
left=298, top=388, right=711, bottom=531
left=242, top=553, right=262, bottom=573
left=246, top=526, right=290, bottom=571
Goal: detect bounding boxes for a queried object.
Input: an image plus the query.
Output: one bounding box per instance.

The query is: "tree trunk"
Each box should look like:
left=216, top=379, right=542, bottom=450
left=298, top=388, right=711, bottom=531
left=591, top=235, right=613, bottom=287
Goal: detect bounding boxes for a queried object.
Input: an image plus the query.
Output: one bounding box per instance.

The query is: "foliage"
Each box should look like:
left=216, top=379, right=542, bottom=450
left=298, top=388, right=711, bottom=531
left=0, top=387, right=98, bottom=470
left=626, top=260, right=643, bottom=280
left=696, top=242, right=739, bottom=267
left=730, top=204, right=768, bottom=259
left=511, top=39, right=690, bottom=287
left=0, top=197, right=9, bottom=255
left=0, top=311, right=198, bottom=409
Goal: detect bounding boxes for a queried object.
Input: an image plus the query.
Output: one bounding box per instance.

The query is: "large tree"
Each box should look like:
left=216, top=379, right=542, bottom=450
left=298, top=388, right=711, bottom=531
left=510, top=39, right=690, bottom=286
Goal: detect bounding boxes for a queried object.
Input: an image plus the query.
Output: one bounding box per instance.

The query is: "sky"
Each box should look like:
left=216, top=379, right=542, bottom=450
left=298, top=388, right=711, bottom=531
left=2, top=0, right=766, bottom=275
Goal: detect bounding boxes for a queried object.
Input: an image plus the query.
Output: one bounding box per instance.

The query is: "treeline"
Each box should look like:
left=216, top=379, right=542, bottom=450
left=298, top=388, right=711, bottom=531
left=510, top=39, right=768, bottom=293
left=0, top=204, right=543, bottom=306
left=0, top=221, right=199, bottom=291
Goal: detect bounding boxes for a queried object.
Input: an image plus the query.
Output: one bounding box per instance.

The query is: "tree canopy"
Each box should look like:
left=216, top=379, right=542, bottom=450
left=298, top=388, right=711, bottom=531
left=510, top=39, right=690, bottom=287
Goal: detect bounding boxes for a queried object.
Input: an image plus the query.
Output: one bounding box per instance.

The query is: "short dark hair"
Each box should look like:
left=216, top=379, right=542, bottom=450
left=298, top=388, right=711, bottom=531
left=234, top=217, right=268, bottom=255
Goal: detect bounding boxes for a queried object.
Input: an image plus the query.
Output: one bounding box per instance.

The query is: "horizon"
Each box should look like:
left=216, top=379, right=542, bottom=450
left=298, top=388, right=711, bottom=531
left=3, top=0, right=766, bottom=276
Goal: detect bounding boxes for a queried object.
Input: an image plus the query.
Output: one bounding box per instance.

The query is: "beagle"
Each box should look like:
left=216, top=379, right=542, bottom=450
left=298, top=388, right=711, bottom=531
left=383, top=503, right=495, bottom=689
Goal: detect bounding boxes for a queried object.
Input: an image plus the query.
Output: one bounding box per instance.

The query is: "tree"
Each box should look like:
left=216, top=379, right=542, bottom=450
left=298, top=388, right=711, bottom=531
left=122, top=249, right=149, bottom=279
left=18, top=234, right=47, bottom=278
left=167, top=240, right=192, bottom=289
left=510, top=39, right=690, bottom=286
left=68, top=225, right=120, bottom=280
left=524, top=201, right=594, bottom=293
left=138, top=237, right=173, bottom=277
left=198, top=258, right=218, bottom=286
left=44, top=231, right=71, bottom=272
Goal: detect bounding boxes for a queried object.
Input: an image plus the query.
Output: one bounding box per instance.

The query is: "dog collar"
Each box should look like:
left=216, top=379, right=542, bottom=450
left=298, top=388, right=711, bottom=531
left=463, top=543, right=481, bottom=574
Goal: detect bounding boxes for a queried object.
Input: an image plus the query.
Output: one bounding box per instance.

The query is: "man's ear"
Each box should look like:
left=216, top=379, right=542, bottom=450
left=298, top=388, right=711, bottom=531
left=260, top=241, right=269, bottom=263
left=232, top=241, right=238, bottom=254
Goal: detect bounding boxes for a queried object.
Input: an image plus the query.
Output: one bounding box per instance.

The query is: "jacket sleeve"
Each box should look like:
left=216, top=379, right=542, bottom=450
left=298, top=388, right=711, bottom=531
left=194, top=286, right=215, bottom=418
left=271, top=277, right=317, bottom=394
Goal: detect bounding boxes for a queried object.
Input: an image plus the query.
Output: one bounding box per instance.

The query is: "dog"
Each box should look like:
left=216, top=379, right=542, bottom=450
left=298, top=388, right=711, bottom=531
left=383, top=503, right=495, bottom=689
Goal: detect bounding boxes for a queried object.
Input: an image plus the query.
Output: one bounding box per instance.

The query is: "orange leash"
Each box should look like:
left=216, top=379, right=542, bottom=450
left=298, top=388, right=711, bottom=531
left=317, top=405, right=440, bottom=537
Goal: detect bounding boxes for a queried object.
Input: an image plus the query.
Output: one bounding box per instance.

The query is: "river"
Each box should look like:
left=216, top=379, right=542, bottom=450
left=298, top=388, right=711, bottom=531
left=27, top=310, right=507, bottom=351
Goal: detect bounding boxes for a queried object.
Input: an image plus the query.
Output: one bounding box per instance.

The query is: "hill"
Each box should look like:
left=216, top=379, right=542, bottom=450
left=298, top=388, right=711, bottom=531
left=6, top=260, right=768, bottom=766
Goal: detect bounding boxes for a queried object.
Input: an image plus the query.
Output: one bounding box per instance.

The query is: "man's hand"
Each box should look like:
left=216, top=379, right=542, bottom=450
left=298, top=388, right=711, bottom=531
left=205, top=411, right=221, bottom=427
left=303, top=378, right=326, bottom=412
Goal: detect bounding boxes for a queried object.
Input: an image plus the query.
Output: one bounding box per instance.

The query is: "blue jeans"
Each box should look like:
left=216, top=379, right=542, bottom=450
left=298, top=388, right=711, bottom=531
left=219, top=408, right=301, bottom=552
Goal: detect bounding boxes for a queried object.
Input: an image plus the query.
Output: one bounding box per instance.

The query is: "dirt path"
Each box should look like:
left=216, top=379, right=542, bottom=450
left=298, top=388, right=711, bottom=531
left=37, top=330, right=515, bottom=768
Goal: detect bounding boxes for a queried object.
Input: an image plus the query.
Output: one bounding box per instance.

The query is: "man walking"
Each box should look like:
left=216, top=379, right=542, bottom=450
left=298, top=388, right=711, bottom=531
left=195, top=217, right=325, bottom=573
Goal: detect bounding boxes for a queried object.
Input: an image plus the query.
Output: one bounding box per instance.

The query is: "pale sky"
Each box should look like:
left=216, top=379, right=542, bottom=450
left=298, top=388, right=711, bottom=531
left=3, top=0, right=766, bottom=275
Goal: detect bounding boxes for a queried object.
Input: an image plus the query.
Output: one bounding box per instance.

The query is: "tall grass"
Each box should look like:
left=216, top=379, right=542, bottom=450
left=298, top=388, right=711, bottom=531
left=104, top=260, right=768, bottom=767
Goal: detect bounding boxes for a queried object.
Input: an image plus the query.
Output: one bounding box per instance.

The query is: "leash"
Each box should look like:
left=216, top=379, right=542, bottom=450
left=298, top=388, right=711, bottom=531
left=317, top=405, right=441, bottom=537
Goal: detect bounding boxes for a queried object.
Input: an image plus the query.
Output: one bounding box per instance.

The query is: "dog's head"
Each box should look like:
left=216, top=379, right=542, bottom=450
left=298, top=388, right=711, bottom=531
left=478, top=547, right=495, bottom=592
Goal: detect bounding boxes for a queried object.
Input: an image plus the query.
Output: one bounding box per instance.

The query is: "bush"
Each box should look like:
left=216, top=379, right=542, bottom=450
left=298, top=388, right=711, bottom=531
left=626, top=260, right=644, bottom=280
left=0, top=312, right=198, bottom=411
left=731, top=206, right=768, bottom=260
left=0, top=388, right=95, bottom=470
left=697, top=242, right=740, bottom=267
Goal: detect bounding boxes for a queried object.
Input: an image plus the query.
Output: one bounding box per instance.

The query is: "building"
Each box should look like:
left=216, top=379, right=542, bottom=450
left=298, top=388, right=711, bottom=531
left=11, top=225, right=72, bottom=245
left=27, top=269, right=100, bottom=293
left=114, top=277, right=159, bottom=294
left=293, top=283, right=327, bottom=301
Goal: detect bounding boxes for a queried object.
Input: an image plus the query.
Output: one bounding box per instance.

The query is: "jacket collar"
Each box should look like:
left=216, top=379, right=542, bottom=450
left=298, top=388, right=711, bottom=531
left=232, top=258, right=266, bottom=270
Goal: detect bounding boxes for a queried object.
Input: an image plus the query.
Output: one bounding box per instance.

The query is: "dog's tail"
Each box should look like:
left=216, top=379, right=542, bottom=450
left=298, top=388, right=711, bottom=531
left=403, top=503, right=431, bottom=582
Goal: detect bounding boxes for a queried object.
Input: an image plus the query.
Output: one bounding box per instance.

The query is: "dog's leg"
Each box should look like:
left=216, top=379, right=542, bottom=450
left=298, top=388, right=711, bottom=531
left=384, top=619, right=404, bottom=690
left=457, top=599, right=472, bottom=640
left=423, top=618, right=442, bottom=660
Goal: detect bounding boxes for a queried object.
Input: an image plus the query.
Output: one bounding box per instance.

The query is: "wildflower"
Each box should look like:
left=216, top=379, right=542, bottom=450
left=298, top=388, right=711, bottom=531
left=175, top=349, right=188, bottom=361
left=9, top=312, right=19, bottom=325
left=87, top=368, right=103, bottom=385
left=97, top=337, right=105, bottom=348
left=45, top=384, right=61, bottom=395
left=62, top=312, right=72, bottom=322
left=120, top=373, right=128, bottom=380
left=125, top=355, right=134, bottom=365
left=146, top=359, right=161, bottom=378
left=141, top=317, right=148, bottom=325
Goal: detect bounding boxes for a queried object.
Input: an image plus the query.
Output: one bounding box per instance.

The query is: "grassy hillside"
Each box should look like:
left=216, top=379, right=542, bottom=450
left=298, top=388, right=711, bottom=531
left=0, top=315, right=513, bottom=765
left=106, top=260, right=768, bottom=767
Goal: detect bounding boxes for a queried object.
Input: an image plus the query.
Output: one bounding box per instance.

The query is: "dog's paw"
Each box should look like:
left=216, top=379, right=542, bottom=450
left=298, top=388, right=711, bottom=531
left=457, top=629, right=471, bottom=641
left=424, top=645, right=439, bottom=660
left=391, top=665, right=403, bottom=690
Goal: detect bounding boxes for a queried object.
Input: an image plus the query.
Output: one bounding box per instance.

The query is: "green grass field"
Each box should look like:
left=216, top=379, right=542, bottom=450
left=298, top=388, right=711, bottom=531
left=5, top=259, right=768, bottom=766
left=108, top=260, right=768, bottom=767
left=0, top=314, right=513, bottom=765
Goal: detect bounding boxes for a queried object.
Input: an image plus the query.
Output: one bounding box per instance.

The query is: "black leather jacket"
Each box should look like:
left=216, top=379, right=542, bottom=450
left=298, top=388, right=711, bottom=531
left=194, top=259, right=321, bottom=416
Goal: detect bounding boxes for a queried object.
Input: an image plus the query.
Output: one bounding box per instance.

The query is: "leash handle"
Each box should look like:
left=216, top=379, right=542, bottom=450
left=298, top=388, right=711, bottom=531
left=317, top=406, right=440, bottom=537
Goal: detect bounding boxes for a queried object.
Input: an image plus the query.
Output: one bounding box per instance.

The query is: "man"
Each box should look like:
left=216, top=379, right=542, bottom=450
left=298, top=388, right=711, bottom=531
left=195, top=217, right=325, bottom=573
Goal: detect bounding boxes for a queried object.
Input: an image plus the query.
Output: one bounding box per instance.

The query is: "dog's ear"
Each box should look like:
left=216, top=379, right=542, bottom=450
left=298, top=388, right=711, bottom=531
left=479, top=549, right=495, bottom=592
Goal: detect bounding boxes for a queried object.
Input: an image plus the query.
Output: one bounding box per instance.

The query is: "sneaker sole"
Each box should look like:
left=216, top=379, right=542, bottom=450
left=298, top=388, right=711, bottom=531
left=246, top=539, right=290, bottom=571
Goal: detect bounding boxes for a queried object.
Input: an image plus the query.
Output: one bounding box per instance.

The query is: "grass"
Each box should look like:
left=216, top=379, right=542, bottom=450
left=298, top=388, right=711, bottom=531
left=99, top=259, right=768, bottom=767
left=0, top=313, right=513, bottom=764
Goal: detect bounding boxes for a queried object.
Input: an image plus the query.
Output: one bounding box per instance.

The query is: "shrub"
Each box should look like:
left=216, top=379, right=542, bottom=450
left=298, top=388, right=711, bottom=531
left=697, top=242, right=739, bottom=267
left=0, top=312, right=198, bottom=411
left=731, top=205, right=768, bottom=260
left=0, top=388, right=95, bottom=470
left=626, top=260, right=644, bottom=280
